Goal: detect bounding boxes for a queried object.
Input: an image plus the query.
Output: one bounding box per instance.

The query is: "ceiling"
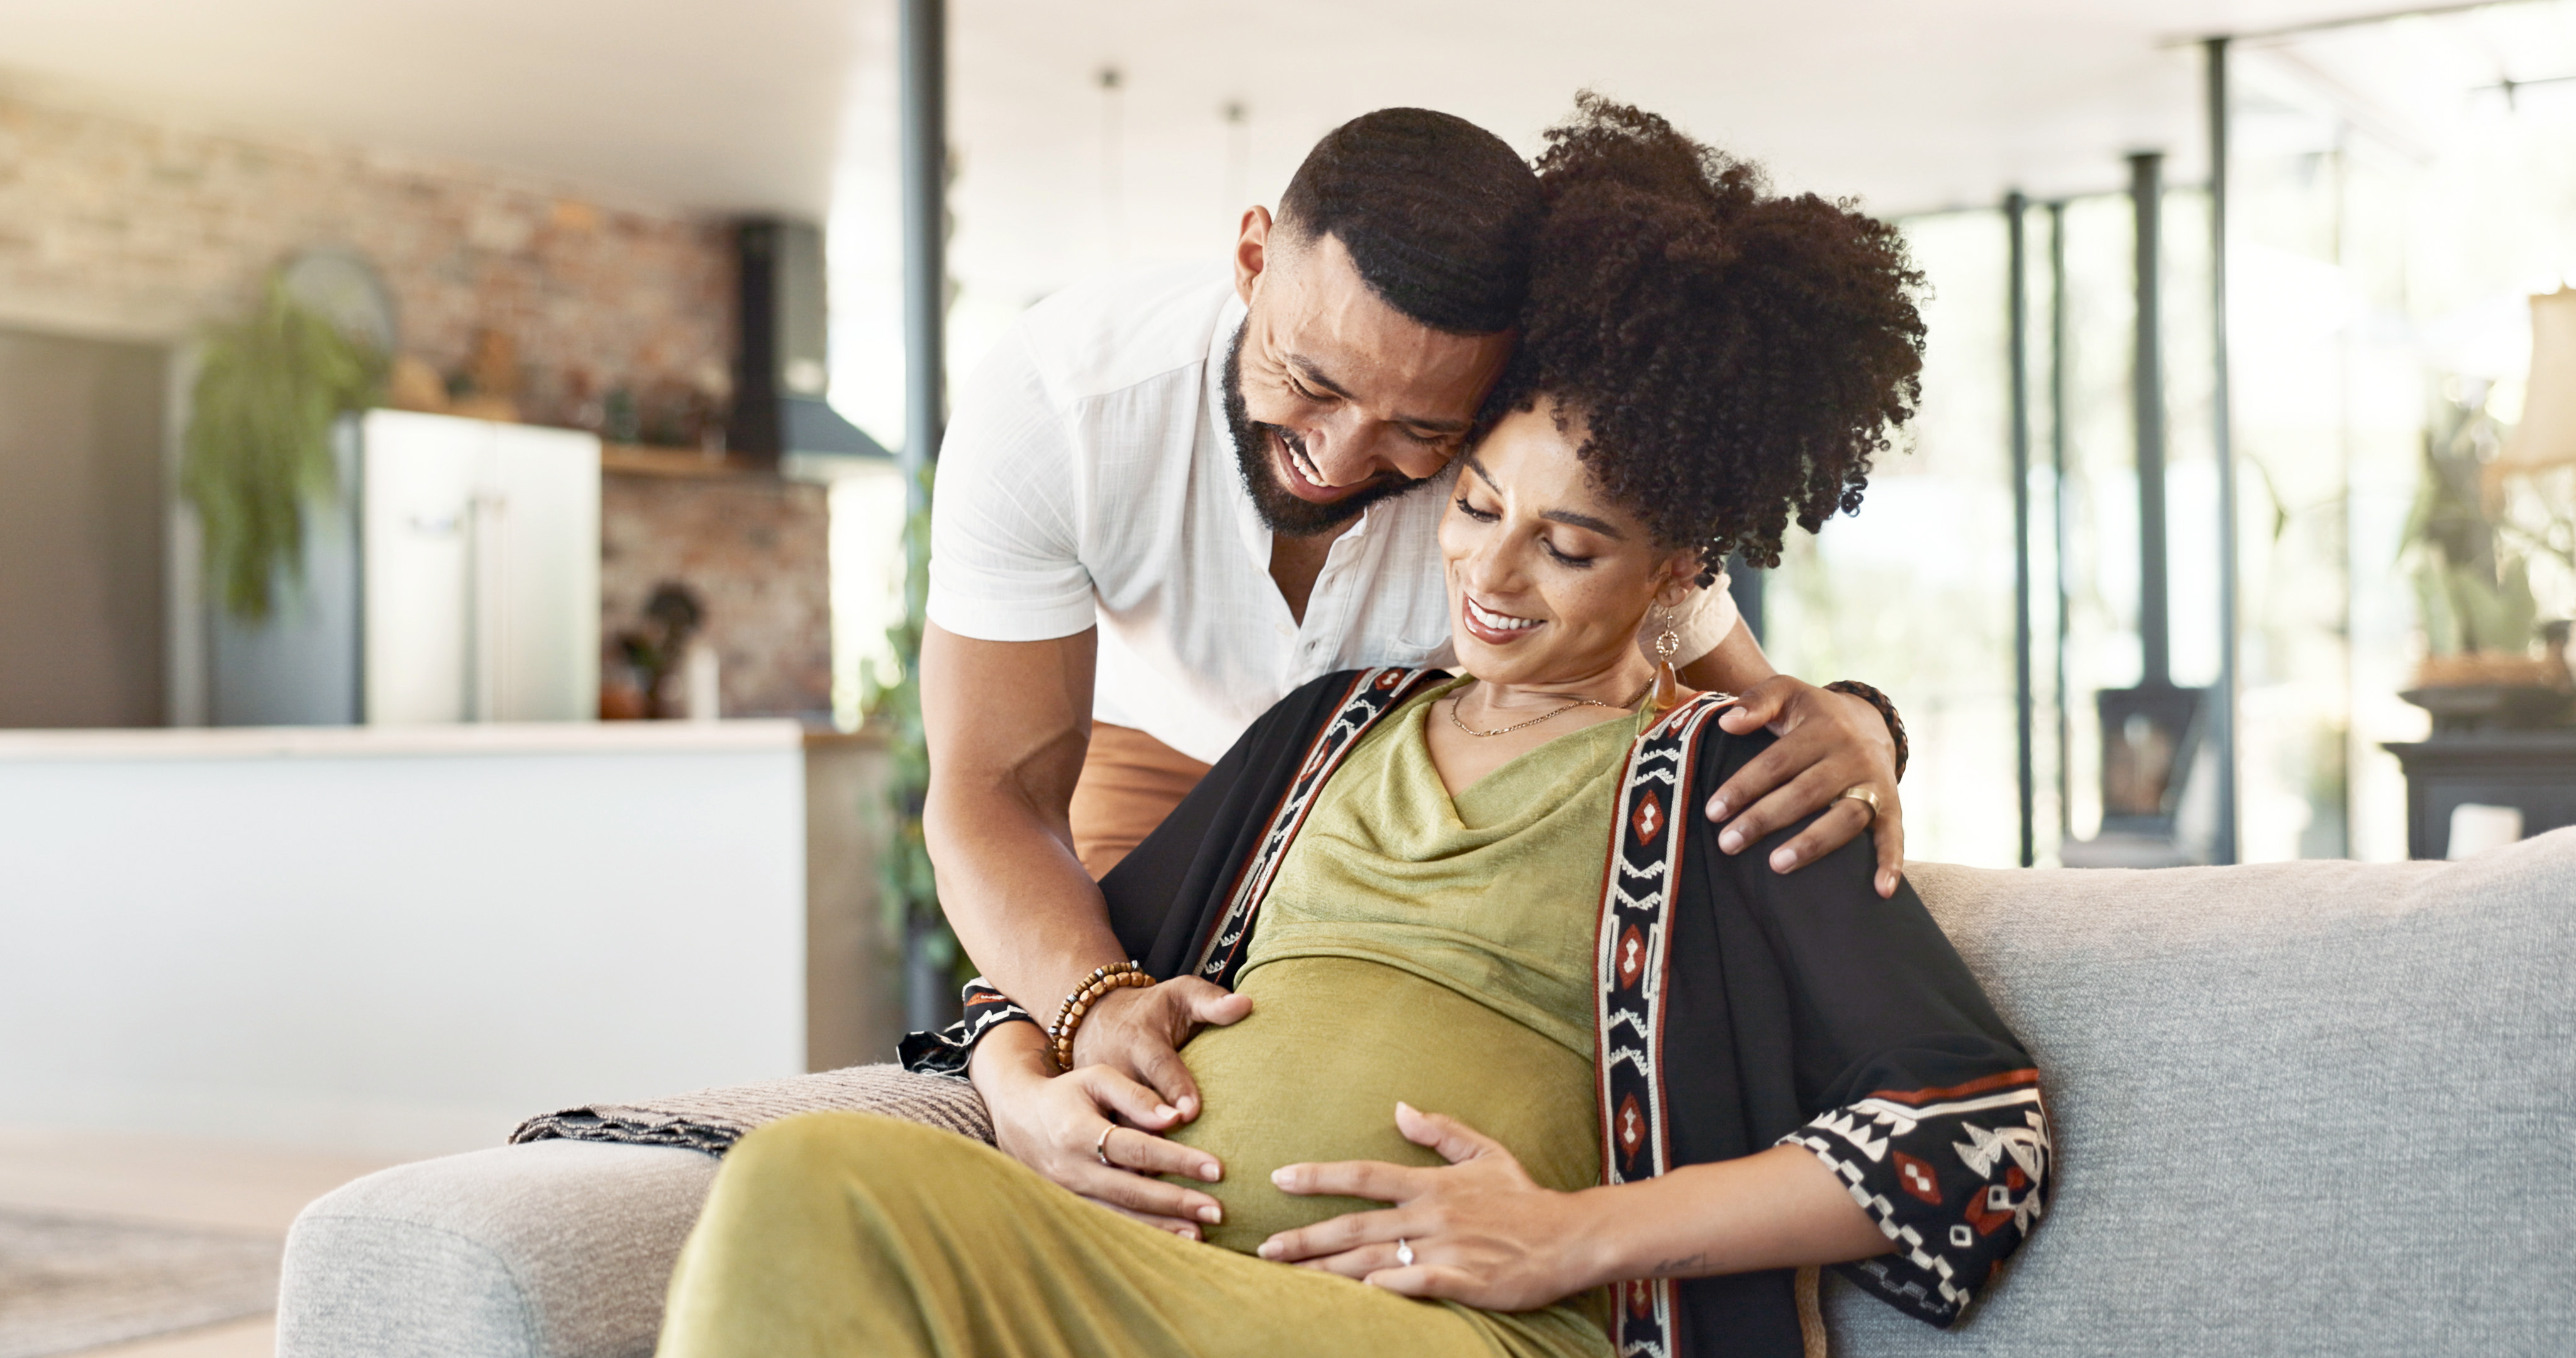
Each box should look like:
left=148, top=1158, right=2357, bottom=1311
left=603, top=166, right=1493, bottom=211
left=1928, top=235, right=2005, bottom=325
left=9, top=0, right=2557, bottom=436
left=2, top=0, right=2492, bottom=216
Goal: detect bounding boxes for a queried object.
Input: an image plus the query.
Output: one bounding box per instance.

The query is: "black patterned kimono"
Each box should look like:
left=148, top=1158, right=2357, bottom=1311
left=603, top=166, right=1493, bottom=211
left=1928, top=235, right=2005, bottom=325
left=906, top=668, right=2051, bottom=1358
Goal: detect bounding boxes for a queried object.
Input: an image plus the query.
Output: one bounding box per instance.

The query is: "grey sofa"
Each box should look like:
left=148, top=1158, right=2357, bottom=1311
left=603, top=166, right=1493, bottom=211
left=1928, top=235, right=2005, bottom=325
left=277, top=832, right=2576, bottom=1357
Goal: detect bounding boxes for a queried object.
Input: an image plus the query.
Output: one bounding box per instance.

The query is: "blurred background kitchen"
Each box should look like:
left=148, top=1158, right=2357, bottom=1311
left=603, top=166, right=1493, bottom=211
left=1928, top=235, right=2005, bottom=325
left=3, top=1, right=2574, bottom=1352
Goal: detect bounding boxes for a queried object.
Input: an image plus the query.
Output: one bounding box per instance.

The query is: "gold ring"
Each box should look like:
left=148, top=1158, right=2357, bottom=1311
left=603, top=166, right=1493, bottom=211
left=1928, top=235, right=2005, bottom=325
left=1835, top=784, right=1880, bottom=823
left=1094, top=1123, right=1118, bottom=1168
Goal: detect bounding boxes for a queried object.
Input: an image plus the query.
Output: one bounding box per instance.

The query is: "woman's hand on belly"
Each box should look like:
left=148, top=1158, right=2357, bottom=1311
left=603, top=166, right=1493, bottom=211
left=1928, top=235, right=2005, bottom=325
left=1257, top=1101, right=1603, bottom=1313
left=969, top=1021, right=1230, bottom=1239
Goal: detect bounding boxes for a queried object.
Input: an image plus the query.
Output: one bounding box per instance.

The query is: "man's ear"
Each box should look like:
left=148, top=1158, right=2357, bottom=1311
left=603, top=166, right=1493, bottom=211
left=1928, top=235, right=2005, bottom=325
left=1234, top=206, right=1276, bottom=306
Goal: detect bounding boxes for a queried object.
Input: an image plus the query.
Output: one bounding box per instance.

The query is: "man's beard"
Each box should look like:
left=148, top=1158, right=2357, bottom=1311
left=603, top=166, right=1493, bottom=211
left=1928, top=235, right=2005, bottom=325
left=1222, top=326, right=1431, bottom=538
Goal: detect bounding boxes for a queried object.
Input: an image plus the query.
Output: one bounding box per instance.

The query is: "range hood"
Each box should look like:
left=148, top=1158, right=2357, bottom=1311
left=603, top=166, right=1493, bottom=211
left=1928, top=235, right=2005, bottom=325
left=731, top=219, right=892, bottom=465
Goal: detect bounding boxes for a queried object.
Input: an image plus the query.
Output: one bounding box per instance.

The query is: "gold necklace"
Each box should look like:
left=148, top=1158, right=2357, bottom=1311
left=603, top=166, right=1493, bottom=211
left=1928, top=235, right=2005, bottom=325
left=1445, top=679, right=1654, bottom=738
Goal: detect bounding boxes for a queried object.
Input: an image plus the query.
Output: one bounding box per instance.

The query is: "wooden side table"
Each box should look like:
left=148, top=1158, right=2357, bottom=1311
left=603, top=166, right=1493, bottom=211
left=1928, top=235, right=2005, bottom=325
left=2382, top=731, right=2576, bottom=858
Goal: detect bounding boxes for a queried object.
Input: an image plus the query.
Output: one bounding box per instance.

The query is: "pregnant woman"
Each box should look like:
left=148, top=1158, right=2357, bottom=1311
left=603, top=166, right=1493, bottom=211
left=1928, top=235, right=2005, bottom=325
left=657, top=99, right=2049, bottom=1358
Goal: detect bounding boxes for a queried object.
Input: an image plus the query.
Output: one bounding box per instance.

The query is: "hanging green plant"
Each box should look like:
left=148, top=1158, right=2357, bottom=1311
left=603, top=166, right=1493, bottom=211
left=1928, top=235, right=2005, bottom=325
left=182, top=275, right=386, bottom=621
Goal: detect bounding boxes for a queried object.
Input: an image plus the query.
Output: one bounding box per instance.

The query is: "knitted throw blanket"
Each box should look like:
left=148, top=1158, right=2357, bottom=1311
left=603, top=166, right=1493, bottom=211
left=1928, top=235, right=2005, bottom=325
left=509, top=1063, right=993, bottom=1155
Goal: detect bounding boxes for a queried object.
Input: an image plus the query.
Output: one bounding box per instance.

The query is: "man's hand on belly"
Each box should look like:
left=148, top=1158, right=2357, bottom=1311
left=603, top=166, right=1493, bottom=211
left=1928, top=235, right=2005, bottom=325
left=1073, top=978, right=1253, bottom=1120
left=971, top=1003, right=1240, bottom=1240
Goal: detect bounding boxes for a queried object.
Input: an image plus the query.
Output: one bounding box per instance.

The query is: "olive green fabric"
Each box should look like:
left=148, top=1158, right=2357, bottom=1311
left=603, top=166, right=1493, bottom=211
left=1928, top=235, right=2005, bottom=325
left=1169, top=681, right=1638, bottom=1256
left=655, top=1113, right=1614, bottom=1358
left=1170, top=958, right=1604, bottom=1253
left=1238, top=676, right=1639, bottom=1056
left=655, top=683, right=1640, bottom=1358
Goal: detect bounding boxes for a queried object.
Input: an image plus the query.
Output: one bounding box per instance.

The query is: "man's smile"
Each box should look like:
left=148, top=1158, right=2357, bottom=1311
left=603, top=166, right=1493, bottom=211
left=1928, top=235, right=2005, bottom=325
left=1270, top=426, right=1368, bottom=504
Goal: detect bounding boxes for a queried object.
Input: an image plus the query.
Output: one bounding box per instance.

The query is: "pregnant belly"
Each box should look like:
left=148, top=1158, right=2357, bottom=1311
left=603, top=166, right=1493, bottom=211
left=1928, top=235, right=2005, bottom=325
left=1164, top=956, right=1599, bottom=1256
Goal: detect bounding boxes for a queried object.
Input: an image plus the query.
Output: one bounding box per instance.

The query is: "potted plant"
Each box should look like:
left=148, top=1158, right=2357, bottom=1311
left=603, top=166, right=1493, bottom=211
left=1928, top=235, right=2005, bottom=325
left=2402, top=374, right=2573, bottom=730
left=181, top=274, right=387, bottom=620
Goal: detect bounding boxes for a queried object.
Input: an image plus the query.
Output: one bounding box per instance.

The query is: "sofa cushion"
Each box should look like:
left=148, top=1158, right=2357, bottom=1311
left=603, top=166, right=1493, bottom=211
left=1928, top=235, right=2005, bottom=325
left=1830, top=830, right=2576, bottom=1356
left=277, top=1139, right=719, bottom=1358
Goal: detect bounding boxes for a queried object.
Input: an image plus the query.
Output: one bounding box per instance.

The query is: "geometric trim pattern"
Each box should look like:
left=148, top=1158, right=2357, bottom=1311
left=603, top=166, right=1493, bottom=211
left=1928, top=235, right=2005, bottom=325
left=1190, top=665, right=1444, bottom=985
left=892, top=980, right=1034, bottom=1078
left=1779, top=1068, right=2050, bottom=1326
left=1592, top=691, right=1732, bottom=1358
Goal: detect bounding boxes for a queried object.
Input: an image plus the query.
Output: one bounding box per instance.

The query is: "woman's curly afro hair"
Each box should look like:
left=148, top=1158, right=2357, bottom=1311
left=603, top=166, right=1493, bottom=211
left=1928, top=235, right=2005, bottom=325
left=1479, top=95, right=1926, bottom=572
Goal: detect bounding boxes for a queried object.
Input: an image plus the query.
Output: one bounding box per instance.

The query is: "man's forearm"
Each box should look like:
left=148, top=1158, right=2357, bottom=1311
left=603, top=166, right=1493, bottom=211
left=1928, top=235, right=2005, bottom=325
left=923, top=784, right=1128, bottom=1016
left=1678, top=615, right=1777, bottom=693
left=918, top=623, right=1128, bottom=1020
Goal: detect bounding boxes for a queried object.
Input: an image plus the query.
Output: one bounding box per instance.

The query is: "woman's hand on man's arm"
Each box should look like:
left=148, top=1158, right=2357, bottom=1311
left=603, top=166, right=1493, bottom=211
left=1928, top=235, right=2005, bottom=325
left=1261, top=1104, right=1886, bottom=1310
left=968, top=1015, right=1233, bottom=1240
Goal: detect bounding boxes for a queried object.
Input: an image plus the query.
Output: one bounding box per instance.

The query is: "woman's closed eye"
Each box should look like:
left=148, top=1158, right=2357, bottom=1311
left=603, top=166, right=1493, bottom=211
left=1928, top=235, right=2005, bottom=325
left=1452, top=496, right=1597, bottom=567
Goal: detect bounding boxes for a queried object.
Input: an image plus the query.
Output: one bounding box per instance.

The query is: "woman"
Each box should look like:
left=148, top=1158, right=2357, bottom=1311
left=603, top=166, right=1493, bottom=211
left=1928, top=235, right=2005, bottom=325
left=658, top=99, right=2046, bottom=1358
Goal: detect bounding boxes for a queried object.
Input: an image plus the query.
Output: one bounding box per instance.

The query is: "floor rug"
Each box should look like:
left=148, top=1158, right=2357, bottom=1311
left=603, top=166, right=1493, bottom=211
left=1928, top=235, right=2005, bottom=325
left=0, top=1207, right=280, bottom=1358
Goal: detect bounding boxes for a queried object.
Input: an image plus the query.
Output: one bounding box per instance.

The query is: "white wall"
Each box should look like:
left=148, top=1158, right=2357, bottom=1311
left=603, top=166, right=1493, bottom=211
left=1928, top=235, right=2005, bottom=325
left=0, top=722, right=806, bottom=1158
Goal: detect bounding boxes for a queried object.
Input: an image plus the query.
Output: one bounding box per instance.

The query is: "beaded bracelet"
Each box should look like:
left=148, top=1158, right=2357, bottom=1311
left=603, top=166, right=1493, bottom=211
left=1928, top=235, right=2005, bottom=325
left=1048, top=961, right=1153, bottom=1071
left=1824, top=680, right=1909, bottom=782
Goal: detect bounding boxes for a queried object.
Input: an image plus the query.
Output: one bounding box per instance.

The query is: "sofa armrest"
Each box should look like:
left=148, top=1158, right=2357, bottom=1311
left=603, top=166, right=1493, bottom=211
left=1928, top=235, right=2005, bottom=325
left=277, top=1140, right=720, bottom=1358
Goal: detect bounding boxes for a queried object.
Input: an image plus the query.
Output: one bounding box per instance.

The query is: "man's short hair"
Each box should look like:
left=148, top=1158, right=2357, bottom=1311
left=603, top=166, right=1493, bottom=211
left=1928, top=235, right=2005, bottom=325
left=1277, top=109, right=1539, bottom=335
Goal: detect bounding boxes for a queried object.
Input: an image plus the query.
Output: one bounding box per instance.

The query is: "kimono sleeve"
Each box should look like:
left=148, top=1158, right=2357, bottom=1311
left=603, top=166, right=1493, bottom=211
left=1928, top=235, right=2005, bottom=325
left=1696, top=773, right=2053, bottom=1328
left=896, top=980, right=1032, bottom=1079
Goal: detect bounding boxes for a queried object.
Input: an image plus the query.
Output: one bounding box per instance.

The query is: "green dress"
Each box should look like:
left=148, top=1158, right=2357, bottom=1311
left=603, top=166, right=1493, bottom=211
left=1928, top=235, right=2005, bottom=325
left=658, top=680, right=1635, bottom=1358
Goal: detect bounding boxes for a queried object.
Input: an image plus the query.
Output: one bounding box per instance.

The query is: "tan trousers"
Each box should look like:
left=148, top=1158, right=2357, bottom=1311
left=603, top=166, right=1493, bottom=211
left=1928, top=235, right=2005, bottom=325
left=1069, top=721, right=1211, bottom=878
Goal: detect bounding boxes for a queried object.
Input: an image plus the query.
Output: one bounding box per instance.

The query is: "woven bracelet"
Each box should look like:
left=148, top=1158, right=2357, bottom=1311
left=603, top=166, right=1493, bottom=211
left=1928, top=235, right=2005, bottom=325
left=1824, top=680, right=1909, bottom=783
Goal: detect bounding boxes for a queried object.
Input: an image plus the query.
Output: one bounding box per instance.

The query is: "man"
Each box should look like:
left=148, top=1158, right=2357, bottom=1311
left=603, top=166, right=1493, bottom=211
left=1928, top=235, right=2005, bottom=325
left=917, top=108, right=1905, bottom=1228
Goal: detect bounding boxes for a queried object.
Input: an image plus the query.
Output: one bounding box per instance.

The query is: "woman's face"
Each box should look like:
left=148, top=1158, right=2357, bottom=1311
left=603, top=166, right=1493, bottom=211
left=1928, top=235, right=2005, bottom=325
left=1440, top=401, right=1697, bottom=690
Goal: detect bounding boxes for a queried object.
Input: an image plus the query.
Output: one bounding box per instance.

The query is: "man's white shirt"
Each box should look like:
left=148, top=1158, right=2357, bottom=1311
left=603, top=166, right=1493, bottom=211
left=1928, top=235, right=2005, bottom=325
left=928, top=262, right=1461, bottom=766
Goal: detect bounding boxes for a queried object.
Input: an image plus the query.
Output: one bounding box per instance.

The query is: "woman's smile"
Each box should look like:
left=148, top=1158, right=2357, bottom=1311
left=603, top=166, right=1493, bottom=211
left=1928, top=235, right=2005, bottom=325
left=1461, top=594, right=1546, bottom=644
left=1438, top=401, right=1698, bottom=695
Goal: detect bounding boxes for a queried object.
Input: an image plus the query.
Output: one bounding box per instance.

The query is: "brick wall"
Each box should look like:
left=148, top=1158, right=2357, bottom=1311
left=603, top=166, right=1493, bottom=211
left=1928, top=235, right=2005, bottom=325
left=602, top=472, right=834, bottom=720
left=0, top=92, right=831, bottom=720
left=0, top=93, right=731, bottom=406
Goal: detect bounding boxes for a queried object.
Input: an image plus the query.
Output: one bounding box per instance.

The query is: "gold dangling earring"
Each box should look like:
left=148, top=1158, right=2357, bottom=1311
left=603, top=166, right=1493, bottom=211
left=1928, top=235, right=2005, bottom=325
left=1649, top=607, right=1684, bottom=714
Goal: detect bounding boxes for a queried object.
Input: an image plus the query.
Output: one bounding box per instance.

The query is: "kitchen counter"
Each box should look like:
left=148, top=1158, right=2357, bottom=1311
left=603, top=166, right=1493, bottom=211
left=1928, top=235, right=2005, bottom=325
left=0, top=719, right=894, bottom=1157
left=0, top=718, right=804, bottom=761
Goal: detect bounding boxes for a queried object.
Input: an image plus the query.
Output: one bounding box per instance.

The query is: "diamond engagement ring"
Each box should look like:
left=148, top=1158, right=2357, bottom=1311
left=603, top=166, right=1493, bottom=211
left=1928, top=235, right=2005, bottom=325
left=1395, top=1238, right=1416, bottom=1267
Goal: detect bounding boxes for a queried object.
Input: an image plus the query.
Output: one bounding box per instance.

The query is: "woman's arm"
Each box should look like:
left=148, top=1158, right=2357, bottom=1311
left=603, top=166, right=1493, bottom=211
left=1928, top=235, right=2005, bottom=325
left=1261, top=1103, right=1883, bottom=1311
left=1561, top=1145, right=1887, bottom=1288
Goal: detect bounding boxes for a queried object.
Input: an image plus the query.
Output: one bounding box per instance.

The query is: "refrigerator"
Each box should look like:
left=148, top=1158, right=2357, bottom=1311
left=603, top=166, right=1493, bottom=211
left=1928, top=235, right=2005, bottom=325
left=209, top=409, right=600, bottom=726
